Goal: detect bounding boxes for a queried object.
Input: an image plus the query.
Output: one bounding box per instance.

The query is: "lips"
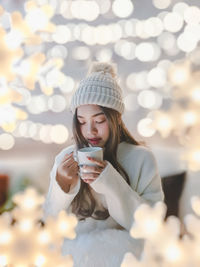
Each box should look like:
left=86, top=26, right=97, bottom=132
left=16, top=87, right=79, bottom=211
left=88, top=138, right=102, bottom=145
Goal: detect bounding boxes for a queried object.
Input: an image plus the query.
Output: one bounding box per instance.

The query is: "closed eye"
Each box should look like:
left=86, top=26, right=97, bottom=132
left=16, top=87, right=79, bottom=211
left=96, top=120, right=106, bottom=124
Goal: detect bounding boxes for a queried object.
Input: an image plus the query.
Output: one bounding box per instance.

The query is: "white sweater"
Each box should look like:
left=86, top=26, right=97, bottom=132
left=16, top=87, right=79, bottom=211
left=43, top=142, right=164, bottom=232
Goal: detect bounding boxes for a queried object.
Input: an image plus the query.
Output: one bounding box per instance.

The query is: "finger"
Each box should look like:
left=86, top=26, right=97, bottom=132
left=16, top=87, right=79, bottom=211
left=87, top=157, right=106, bottom=168
left=61, top=152, right=74, bottom=163
left=62, top=156, right=77, bottom=167
left=68, top=160, right=79, bottom=170
left=81, top=172, right=99, bottom=180
left=81, top=165, right=102, bottom=174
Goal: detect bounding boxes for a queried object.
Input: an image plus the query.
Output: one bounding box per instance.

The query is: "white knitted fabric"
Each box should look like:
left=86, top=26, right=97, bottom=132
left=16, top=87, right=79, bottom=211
left=70, top=62, right=124, bottom=114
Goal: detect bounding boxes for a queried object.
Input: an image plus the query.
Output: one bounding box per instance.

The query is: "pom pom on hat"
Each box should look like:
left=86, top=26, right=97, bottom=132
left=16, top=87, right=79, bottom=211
left=88, top=62, right=117, bottom=78
left=70, top=62, right=124, bottom=114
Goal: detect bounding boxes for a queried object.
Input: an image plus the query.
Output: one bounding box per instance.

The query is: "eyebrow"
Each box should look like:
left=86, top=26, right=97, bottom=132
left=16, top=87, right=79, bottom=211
left=77, top=112, right=105, bottom=119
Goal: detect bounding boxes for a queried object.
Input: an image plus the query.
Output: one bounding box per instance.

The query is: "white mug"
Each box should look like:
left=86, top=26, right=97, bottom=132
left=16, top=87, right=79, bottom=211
left=77, top=147, right=103, bottom=168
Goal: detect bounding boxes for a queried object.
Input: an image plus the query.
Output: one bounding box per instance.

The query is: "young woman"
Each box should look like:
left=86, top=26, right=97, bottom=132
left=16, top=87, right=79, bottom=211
left=43, top=62, right=164, bottom=267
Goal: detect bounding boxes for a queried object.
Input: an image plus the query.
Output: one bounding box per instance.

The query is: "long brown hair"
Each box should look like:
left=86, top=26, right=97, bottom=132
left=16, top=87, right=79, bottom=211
left=71, top=106, right=141, bottom=220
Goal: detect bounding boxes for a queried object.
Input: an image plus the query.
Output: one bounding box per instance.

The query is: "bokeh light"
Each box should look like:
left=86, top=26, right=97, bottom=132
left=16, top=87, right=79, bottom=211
left=137, top=118, right=156, bottom=137
left=0, top=133, right=15, bottom=150
left=50, top=124, right=69, bottom=144
left=126, top=72, right=149, bottom=91
left=39, top=124, right=52, bottom=144
left=177, top=32, right=198, bottom=52
left=52, top=25, right=71, bottom=44
left=47, top=45, right=68, bottom=59
left=173, top=2, right=189, bottom=17
left=152, top=0, right=171, bottom=10
left=59, top=76, right=75, bottom=94
left=147, top=67, right=167, bottom=88
left=98, top=0, right=111, bottom=15
left=112, top=0, right=134, bottom=18
left=137, top=90, right=163, bottom=109
left=48, top=94, right=66, bottom=113
left=0, top=0, right=200, bottom=171
left=163, top=12, right=184, bottom=33
left=135, top=42, right=160, bottom=62
left=95, top=48, right=113, bottom=62
left=157, top=32, right=176, bottom=51
left=184, top=6, right=200, bottom=25
left=70, top=0, right=100, bottom=21
left=27, top=95, right=48, bottom=114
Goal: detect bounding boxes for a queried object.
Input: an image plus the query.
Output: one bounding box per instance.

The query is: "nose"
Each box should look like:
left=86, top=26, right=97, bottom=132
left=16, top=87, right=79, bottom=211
left=87, top=121, right=97, bottom=135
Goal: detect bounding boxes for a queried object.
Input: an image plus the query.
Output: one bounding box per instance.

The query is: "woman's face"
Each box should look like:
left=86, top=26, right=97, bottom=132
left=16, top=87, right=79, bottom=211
left=77, top=104, right=110, bottom=147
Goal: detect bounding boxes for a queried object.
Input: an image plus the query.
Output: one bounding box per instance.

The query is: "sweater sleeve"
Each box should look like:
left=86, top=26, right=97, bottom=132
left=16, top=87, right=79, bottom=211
left=43, top=146, right=80, bottom=219
left=90, top=149, right=164, bottom=231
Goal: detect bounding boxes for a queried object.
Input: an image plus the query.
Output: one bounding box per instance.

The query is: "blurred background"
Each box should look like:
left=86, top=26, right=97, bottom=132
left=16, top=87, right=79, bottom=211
left=0, top=0, right=200, bottom=219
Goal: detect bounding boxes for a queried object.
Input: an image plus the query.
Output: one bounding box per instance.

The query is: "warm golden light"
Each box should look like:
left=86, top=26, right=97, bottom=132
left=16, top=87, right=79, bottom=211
left=168, top=61, right=191, bottom=85
left=0, top=26, right=23, bottom=81
left=0, top=188, right=77, bottom=266
left=37, top=230, right=51, bottom=245
left=34, top=254, right=46, bottom=266
left=164, top=243, right=182, bottom=262
left=0, top=231, right=12, bottom=245
left=152, top=111, right=174, bottom=138
left=183, top=111, right=197, bottom=126
left=137, top=118, right=156, bottom=137
left=191, top=87, right=200, bottom=102
left=0, top=0, right=199, bottom=171
left=0, top=255, right=7, bottom=266
left=50, top=124, right=69, bottom=144
left=19, top=219, right=34, bottom=232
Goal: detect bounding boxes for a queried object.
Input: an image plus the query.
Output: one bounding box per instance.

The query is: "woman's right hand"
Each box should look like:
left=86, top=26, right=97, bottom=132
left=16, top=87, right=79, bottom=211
left=56, top=152, right=79, bottom=193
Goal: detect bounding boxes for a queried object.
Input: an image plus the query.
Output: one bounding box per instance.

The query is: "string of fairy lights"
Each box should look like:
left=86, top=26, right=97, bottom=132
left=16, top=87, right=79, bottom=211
left=0, top=186, right=200, bottom=266
left=0, top=0, right=200, bottom=169
left=0, top=2, right=200, bottom=267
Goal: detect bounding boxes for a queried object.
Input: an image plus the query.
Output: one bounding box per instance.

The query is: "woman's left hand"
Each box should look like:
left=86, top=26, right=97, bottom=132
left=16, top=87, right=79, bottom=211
left=80, top=157, right=107, bottom=184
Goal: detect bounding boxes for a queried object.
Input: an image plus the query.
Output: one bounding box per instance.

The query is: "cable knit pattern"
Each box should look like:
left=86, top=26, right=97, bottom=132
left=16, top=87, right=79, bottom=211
left=70, top=63, right=125, bottom=114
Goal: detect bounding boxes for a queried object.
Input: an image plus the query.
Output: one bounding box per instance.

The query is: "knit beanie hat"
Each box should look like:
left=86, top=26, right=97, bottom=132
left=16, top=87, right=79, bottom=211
left=70, top=62, right=124, bottom=114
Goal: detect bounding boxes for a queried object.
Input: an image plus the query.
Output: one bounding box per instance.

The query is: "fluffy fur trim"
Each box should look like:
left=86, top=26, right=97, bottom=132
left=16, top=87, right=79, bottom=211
left=88, top=62, right=117, bottom=78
